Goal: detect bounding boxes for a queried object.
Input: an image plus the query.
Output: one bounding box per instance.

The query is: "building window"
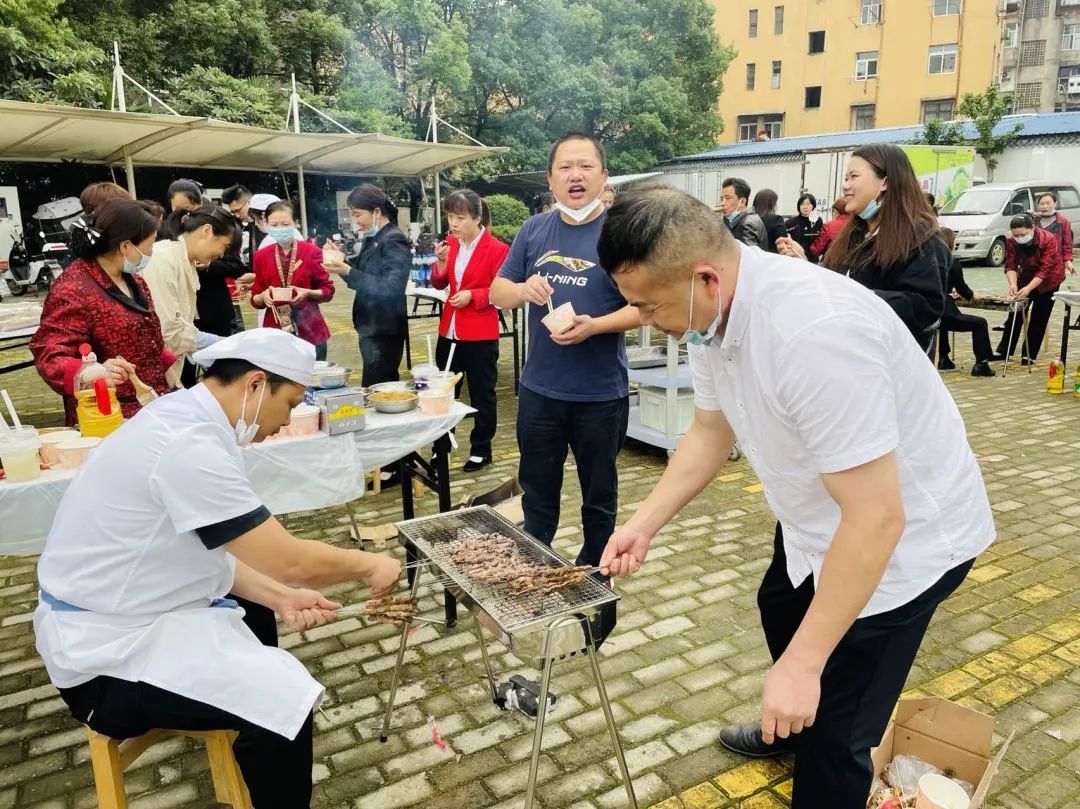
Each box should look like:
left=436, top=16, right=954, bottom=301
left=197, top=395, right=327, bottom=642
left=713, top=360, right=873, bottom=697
left=855, top=51, right=879, bottom=79
left=933, top=0, right=961, bottom=13
left=805, top=86, right=822, bottom=108
left=775, top=5, right=784, bottom=34
left=1057, top=64, right=1080, bottom=94
left=1015, top=82, right=1043, bottom=108
left=1062, top=0, right=1080, bottom=8
left=749, top=8, right=758, bottom=37
left=851, top=105, right=876, bottom=130
left=1004, top=21, right=1019, bottom=48
left=746, top=63, right=756, bottom=90
left=1027, top=0, right=1049, bottom=15
left=928, top=44, right=959, bottom=74
left=921, top=98, right=956, bottom=122
left=861, top=0, right=882, bottom=25
left=737, top=114, right=784, bottom=142
left=772, top=60, right=782, bottom=88
left=1064, top=24, right=1080, bottom=49
left=1020, top=40, right=1047, bottom=66
left=809, top=30, right=826, bottom=53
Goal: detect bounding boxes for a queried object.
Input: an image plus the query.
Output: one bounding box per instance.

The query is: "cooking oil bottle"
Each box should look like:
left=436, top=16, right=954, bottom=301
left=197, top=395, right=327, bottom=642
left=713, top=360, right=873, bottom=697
left=1047, top=355, right=1066, bottom=394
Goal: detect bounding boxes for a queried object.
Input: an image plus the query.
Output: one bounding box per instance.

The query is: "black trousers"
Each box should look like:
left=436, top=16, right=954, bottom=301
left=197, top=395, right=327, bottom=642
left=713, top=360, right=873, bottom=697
left=759, top=524, right=972, bottom=808
left=435, top=335, right=499, bottom=458
left=56, top=604, right=311, bottom=808
left=516, top=386, right=629, bottom=566
left=939, top=312, right=993, bottom=363
left=996, top=290, right=1056, bottom=361
left=359, top=334, right=405, bottom=387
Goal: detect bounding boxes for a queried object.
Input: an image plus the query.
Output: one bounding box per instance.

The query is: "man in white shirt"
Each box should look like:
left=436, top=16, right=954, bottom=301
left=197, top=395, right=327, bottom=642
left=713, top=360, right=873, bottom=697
left=35, top=329, right=400, bottom=807
left=595, top=186, right=994, bottom=807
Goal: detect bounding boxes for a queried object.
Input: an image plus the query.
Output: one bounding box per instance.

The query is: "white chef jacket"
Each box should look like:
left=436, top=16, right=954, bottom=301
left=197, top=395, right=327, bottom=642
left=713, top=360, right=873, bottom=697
left=447, top=227, right=484, bottom=340
left=688, top=245, right=995, bottom=617
left=34, top=384, right=323, bottom=739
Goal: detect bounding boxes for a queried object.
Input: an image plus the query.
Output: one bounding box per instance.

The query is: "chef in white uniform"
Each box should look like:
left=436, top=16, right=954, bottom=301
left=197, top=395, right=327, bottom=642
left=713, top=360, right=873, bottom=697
left=34, top=329, right=400, bottom=807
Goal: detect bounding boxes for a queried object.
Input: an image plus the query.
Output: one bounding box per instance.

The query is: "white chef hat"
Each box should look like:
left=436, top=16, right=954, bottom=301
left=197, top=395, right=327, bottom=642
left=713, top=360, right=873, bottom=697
left=193, top=330, right=315, bottom=387
left=249, top=193, right=281, bottom=213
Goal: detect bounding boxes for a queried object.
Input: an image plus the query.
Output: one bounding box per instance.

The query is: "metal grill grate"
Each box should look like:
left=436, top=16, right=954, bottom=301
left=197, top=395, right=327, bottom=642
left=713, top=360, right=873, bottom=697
left=396, top=507, right=617, bottom=636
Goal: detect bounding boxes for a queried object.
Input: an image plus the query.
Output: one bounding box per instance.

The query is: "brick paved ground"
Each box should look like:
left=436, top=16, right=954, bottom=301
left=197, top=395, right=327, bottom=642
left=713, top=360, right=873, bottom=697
left=1, top=282, right=1079, bottom=808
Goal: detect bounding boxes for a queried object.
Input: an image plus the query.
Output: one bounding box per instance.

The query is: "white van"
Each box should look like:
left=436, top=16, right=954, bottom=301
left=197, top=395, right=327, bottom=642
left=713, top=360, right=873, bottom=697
left=938, top=181, right=1080, bottom=266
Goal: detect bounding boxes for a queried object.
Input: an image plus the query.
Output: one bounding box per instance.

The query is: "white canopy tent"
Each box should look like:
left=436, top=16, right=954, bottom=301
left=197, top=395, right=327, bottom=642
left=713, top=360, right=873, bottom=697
left=0, top=98, right=506, bottom=233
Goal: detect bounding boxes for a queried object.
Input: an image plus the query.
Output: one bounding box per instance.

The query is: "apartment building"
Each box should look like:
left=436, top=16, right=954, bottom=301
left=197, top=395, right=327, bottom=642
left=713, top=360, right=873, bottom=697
left=999, top=0, right=1080, bottom=112
left=712, top=0, right=1000, bottom=142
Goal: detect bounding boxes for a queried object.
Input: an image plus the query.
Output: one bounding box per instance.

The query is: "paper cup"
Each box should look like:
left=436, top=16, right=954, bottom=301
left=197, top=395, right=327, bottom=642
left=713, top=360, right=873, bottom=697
left=269, top=286, right=296, bottom=304
left=418, top=389, right=453, bottom=415
left=410, top=363, right=439, bottom=390
left=915, top=774, right=970, bottom=809
left=541, top=302, right=577, bottom=334
left=289, top=404, right=321, bottom=436
left=323, top=248, right=345, bottom=266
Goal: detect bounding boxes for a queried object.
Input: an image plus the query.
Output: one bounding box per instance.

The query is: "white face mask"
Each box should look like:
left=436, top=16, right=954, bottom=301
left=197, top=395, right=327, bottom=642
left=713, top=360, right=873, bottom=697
left=554, top=196, right=604, bottom=224
left=679, top=272, right=724, bottom=346
left=234, top=381, right=266, bottom=446
left=1014, top=233, right=1034, bottom=246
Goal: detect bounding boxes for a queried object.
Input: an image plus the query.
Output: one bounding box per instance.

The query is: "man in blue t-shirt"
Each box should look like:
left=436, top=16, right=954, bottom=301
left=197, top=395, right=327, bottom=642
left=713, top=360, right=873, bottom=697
left=491, top=133, right=641, bottom=570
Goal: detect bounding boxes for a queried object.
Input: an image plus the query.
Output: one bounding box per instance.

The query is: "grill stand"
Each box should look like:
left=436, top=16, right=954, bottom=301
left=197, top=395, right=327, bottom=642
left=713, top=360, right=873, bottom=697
left=377, top=569, right=638, bottom=809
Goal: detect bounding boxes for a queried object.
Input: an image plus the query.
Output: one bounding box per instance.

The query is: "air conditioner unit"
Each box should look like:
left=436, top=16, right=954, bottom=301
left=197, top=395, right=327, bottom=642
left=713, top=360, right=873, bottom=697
left=1000, top=72, right=1016, bottom=90
left=1001, top=0, right=1019, bottom=12
left=1068, top=75, right=1080, bottom=94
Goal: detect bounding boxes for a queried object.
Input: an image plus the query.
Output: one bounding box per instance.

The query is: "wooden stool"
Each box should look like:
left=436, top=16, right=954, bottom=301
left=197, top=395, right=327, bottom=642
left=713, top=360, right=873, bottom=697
left=86, top=727, right=253, bottom=808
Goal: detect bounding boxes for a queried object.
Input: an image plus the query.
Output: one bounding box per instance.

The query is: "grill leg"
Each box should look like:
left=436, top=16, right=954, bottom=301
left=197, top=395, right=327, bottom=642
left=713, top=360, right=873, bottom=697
left=471, top=619, right=499, bottom=704
left=379, top=568, right=423, bottom=743
left=523, top=654, right=555, bottom=809
left=584, top=618, right=638, bottom=809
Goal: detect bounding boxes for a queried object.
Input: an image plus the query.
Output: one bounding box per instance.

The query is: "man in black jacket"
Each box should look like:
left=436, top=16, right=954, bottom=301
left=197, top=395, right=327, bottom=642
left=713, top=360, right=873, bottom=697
left=720, top=178, right=768, bottom=248
left=196, top=185, right=255, bottom=338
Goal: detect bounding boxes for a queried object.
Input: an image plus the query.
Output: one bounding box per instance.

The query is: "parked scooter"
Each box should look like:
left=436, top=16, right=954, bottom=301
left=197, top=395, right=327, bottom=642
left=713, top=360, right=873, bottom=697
left=1, top=225, right=63, bottom=296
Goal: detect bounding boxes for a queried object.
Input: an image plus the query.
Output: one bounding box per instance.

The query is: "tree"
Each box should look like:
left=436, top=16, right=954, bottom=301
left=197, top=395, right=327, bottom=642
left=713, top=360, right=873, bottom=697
left=955, top=85, right=1023, bottom=180
left=917, top=118, right=964, bottom=146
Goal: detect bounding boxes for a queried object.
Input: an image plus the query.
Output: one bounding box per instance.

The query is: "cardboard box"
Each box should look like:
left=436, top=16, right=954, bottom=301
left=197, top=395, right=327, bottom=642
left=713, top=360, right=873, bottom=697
left=870, top=697, right=1012, bottom=808
left=308, top=388, right=366, bottom=435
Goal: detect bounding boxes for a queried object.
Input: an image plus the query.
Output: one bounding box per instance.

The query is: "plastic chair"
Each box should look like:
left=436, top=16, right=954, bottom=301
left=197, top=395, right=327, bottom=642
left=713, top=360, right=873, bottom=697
left=85, top=727, right=253, bottom=809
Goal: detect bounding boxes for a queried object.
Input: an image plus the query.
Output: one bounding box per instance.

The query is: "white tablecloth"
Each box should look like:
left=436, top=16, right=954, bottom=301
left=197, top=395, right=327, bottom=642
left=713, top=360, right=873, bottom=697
left=0, top=401, right=471, bottom=556
left=1054, top=290, right=1080, bottom=307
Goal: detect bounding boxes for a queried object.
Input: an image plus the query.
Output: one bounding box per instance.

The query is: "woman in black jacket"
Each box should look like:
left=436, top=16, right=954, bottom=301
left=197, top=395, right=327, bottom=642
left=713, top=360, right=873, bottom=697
left=784, top=193, right=822, bottom=259
left=752, top=189, right=787, bottom=253
left=937, top=228, right=995, bottom=377
left=326, top=184, right=412, bottom=386
left=777, top=144, right=945, bottom=350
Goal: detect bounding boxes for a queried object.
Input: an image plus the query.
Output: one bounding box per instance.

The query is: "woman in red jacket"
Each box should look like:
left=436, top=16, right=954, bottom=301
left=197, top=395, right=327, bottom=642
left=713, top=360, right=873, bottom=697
left=31, top=199, right=176, bottom=427
left=995, top=213, right=1063, bottom=364
left=250, top=200, right=335, bottom=360
left=432, top=190, right=509, bottom=471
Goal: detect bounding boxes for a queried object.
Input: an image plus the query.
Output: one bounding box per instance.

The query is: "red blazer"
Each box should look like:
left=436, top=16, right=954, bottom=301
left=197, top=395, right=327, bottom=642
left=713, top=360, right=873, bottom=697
left=251, top=240, right=335, bottom=345
left=431, top=229, right=509, bottom=341
left=1005, top=226, right=1064, bottom=292
left=30, top=258, right=175, bottom=427
left=810, top=215, right=850, bottom=259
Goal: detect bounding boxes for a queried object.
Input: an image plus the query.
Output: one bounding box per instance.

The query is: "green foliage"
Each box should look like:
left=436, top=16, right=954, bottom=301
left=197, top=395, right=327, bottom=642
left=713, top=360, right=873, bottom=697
left=166, top=68, right=283, bottom=129
left=917, top=118, right=965, bottom=146
left=489, top=224, right=521, bottom=245
left=485, top=194, right=530, bottom=229
left=956, top=85, right=1023, bottom=180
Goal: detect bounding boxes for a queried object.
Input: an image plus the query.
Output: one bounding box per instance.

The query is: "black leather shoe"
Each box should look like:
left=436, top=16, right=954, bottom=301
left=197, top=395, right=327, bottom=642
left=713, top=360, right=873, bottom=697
left=718, top=722, right=799, bottom=758
left=463, top=455, right=492, bottom=473
left=971, top=361, right=996, bottom=377
left=937, top=357, right=956, bottom=371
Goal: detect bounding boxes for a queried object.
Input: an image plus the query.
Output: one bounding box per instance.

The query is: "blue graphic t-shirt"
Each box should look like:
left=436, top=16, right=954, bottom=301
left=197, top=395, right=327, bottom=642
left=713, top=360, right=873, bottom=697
left=498, top=211, right=629, bottom=402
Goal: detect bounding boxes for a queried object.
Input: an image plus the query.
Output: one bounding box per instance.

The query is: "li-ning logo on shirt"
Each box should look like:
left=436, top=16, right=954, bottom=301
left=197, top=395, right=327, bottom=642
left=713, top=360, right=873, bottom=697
left=535, top=250, right=596, bottom=273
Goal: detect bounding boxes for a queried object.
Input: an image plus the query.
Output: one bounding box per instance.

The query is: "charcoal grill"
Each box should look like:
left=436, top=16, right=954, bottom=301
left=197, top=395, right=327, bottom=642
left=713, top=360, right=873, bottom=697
left=379, top=506, right=637, bottom=809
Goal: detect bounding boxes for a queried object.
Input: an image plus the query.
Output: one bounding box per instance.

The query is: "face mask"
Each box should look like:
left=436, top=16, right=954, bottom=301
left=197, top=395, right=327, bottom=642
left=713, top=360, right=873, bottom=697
left=267, top=226, right=295, bottom=245
left=725, top=211, right=740, bottom=224
left=1014, top=234, right=1033, bottom=245
left=679, top=272, right=724, bottom=346
left=858, top=184, right=886, bottom=221
left=554, top=196, right=604, bottom=224
left=367, top=218, right=381, bottom=238
left=234, top=381, right=266, bottom=446
left=122, top=245, right=151, bottom=275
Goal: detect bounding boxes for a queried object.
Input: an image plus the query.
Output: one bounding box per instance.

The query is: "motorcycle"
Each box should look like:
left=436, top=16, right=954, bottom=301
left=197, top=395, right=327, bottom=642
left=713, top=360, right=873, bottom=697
left=1, top=225, right=64, bottom=296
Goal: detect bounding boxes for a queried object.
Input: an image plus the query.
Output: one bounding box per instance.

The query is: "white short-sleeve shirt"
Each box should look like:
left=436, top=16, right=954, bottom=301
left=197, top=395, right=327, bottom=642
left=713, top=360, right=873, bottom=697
left=689, top=246, right=995, bottom=617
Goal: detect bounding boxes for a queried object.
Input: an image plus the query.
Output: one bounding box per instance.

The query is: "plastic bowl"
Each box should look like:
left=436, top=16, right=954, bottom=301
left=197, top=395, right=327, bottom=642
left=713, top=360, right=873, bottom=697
left=56, top=437, right=102, bottom=470
left=268, top=286, right=296, bottom=304
left=418, top=389, right=452, bottom=416
left=39, top=430, right=80, bottom=466
left=541, top=302, right=577, bottom=334
left=290, top=404, right=321, bottom=436
left=425, top=371, right=455, bottom=394
left=323, top=248, right=346, bottom=266
left=410, top=363, right=439, bottom=390
left=0, top=429, right=43, bottom=483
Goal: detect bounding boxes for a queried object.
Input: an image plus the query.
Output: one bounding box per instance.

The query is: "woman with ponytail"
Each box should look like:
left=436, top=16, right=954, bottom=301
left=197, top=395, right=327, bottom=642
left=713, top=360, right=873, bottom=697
left=30, top=199, right=175, bottom=425
left=324, top=184, right=412, bottom=386
left=143, top=205, right=240, bottom=386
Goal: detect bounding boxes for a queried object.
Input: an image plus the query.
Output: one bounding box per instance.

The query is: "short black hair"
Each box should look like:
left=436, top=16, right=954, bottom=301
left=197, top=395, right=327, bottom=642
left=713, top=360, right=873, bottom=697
left=1011, top=213, right=1034, bottom=230
left=200, top=358, right=292, bottom=390
left=221, top=185, right=251, bottom=205
left=797, top=192, right=817, bottom=210
left=167, top=179, right=203, bottom=206
left=722, top=178, right=751, bottom=203
left=1038, top=190, right=1058, bottom=204
left=265, top=200, right=296, bottom=220
left=538, top=192, right=555, bottom=209
left=547, top=132, right=607, bottom=174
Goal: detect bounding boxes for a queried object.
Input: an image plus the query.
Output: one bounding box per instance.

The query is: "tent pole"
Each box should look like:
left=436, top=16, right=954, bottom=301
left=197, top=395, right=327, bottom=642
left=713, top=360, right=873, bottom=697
left=113, top=43, right=137, bottom=197
left=431, top=97, right=441, bottom=234
left=290, top=74, right=309, bottom=238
